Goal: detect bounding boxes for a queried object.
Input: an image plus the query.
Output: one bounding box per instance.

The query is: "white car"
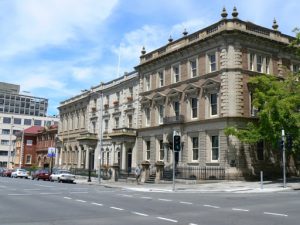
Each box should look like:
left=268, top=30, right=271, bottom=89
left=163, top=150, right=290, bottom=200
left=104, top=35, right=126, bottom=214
left=11, top=169, right=29, bottom=179
left=50, top=170, right=75, bottom=183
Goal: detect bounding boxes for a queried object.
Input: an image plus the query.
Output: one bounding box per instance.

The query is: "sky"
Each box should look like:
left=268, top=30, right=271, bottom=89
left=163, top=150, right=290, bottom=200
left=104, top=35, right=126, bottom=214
left=0, top=0, right=299, bottom=116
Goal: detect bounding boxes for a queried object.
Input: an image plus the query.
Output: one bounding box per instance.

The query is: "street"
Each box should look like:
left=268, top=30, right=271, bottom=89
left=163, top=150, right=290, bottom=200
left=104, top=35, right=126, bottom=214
left=0, top=177, right=299, bottom=225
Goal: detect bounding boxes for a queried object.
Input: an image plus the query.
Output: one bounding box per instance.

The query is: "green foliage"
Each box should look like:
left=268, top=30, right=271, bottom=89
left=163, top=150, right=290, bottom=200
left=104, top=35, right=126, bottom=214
left=226, top=72, right=300, bottom=153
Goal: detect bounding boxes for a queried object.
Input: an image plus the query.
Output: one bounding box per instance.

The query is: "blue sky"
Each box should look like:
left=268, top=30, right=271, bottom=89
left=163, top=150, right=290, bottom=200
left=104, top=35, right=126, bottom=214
left=0, top=0, right=299, bottom=116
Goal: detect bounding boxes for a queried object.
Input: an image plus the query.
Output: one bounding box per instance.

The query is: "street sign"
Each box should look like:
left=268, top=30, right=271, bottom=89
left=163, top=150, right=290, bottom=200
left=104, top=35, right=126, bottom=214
left=47, top=147, right=56, bottom=157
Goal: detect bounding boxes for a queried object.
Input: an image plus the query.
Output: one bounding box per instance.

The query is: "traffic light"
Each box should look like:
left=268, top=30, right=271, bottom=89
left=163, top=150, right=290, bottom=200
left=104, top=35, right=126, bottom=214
left=280, top=139, right=284, bottom=151
left=286, top=135, right=293, bottom=150
left=173, top=135, right=181, bottom=151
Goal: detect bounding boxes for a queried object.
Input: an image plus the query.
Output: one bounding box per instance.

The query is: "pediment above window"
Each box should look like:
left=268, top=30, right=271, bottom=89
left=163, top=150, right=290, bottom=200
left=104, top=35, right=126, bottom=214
left=152, top=92, right=166, bottom=104
left=183, top=83, right=200, bottom=97
left=166, top=88, right=182, bottom=100
left=140, top=96, right=152, bottom=107
left=201, top=78, right=220, bottom=93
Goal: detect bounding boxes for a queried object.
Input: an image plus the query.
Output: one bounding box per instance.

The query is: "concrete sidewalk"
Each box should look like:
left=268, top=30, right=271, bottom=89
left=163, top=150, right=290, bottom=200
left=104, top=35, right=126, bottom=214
left=75, top=177, right=300, bottom=193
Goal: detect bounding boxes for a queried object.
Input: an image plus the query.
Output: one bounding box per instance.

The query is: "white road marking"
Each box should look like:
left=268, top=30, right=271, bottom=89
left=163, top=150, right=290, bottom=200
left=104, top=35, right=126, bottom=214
left=24, top=189, right=41, bottom=191
left=157, top=217, right=178, bottom=223
left=132, top=211, right=149, bottom=217
left=34, top=184, right=55, bottom=188
left=64, top=197, right=72, bottom=199
left=91, top=203, right=103, bottom=206
left=140, top=196, right=152, bottom=199
left=76, top=199, right=86, bottom=203
left=110, top=206, right=124, bottom=211
left=8, top=193, right=32, bottom=196
left=180, top=201, right=193, bottom=205
left=264, top=212, right=288, bottom=217
left=232, top=208, right=249, bottom=212
left=203, top=204, right=220, bottom=209
left=69, top=192, right=88, bottom=194
left=39, top=192, right=61, bottom=195
left=119, top=194, right=133, bottom=197
left=189, top=223, right=198, bottom=225
left=158, top=198, right=172, bottom=202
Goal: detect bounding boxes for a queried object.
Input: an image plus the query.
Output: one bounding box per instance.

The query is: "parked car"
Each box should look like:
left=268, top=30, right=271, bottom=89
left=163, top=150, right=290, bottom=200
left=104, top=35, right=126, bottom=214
left=49, top=170, right=75, bottom=183
left=2, top=169, right=13, bottom=177
left=11, top=169, right=29, bottom=179
left=32, top=169, right=50, bottom=181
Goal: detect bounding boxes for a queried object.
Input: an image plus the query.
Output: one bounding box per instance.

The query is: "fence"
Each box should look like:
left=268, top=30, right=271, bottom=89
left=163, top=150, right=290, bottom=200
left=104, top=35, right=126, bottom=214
left=163, top=166, right=225, bottom=180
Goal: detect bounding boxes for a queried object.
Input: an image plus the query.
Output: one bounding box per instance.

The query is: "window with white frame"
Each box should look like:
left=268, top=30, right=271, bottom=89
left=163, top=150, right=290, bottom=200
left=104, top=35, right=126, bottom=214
left=1, top=140, right=9, bottom=145
left=159, top=140, right=164, bottom=161
left=192, top=137, right=199, bottom=161
left=191, top=98, right=198, bottom=119
left=145, top=108, right=150, bottom=126
left=250, top=92, right=259, bottom=116
left=249, top=52, right=271, bottom=73
left=158, top=105, right=164, bottom=124
left=26, top=139, right=33, bottom=146
left=172, top=64, right=180, bottom=83
left=145, top=75, right=151, bottom=91
left=208, top=52, right=216, bottom=72
left=25, top=155, right=31, bottom=164
left=106, top=151, right=110, bottom=165
left=116, top=92, right=120, bottom=102
left=104, top=119, right=108, bottom=132
left=128, top=115, right=133, bottom=128
left=210, top=93, right=218, bottom=116
left=129, top=87, right=133, bottom=97
left=292, top=64, right=300, bottom=73
left=173, top=101, right=180, bottom=117
left=189, top=59, right=197, bottom=77
left=146, top=140, right=150, bottom=160
left=211, top=135, right=219, bottom=161
left=115, top=117, right=119, bottom=129
left=2, top=129, right=10, bottom=135
left=158, top=71, right=164, bottom=87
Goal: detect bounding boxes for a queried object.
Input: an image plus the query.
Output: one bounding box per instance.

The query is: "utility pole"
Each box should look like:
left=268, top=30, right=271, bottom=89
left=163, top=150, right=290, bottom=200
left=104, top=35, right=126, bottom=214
left=282, top=129, right=286, bottom=188
left=7, top=125, right=14, bottom=169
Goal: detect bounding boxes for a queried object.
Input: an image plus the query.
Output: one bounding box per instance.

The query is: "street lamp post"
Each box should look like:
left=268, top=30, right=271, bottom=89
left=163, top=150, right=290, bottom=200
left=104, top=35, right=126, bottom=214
left=88, top=147, right=92, bottom=182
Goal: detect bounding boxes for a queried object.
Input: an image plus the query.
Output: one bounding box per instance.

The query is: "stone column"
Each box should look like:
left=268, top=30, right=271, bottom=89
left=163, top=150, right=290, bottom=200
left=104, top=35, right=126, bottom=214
left=85, top=147, right=89, bottom=169
left=77, top=147, right=82, bottom=168
left=141, top=161, right=150, bottom=183
left=155, top=161, right=165, bottom=183
left=121, top=143, right=126, bottom=170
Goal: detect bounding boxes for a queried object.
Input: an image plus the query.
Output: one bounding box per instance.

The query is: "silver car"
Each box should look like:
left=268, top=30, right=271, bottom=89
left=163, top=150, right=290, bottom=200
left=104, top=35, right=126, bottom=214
left=49, top=170, right=75, bottom=183
left=11, top=169, right=29, bottom=179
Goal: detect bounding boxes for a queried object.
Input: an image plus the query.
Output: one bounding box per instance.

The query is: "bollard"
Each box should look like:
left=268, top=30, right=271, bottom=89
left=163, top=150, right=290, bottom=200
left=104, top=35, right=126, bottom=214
left=260, top=171, right=263, bottom=189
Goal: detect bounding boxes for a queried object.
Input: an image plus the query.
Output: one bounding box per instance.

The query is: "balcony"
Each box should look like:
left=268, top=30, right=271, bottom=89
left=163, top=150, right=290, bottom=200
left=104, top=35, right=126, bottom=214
left=163, top=115, right=185, bottom=124
left=108, top=127, right=136, bottom=138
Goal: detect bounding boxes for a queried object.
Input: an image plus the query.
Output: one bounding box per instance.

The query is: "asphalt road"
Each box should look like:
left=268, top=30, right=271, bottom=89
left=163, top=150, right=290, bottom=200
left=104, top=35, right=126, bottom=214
left=0, top=177, right=299, bottom=225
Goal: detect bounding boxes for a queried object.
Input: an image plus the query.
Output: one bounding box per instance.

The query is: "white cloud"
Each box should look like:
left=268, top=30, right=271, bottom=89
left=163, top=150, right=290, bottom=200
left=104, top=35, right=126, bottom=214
left=0, top=0, right=119, bottom=58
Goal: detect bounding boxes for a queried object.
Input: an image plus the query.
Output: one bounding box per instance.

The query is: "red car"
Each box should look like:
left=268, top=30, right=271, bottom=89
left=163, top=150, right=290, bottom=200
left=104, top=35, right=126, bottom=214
left=32, top=169, right=50, bottom=181
left=2, top=169, right=13, bottom=177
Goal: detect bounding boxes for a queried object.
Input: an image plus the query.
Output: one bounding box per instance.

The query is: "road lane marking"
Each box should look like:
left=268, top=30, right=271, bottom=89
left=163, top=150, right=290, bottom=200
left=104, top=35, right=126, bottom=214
left=119, top=194, right=133, bottom=197
left=158, top=198, right=172, bottom=202
left=8, top=193, right=32, bottom=196
left=34, top=184, right=55, bottom=188
left=69, top=192, right=88, bottom=194
left=189, top=223, right=198, bottom=225
left=39, top=192, right=62, bottom=195
left=64, top=197, right=72, bottom=199
left=110, top=206, right=124, bottom=211
left=232, top=208, right=249, bottom=212
left=264, top=212, right=288, bottom=217
left=91, top=203, right=103, bottom=206
left=180, top=201, right=193, bottom=205
left=140, top=196, right=152, bottom=199
left=156, top=217, right=178, bottom=223
left=132, top=211, right=149, bottom=217
left=203, top=204, right=220, bottom=209
left=24, top=189, right=41, bottom=191
left=76, top=199, right=86, bottom=203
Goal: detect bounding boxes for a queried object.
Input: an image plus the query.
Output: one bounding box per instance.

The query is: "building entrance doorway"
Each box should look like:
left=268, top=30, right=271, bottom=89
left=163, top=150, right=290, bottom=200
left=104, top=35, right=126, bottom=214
left=127, top=148, right=132, bottom=172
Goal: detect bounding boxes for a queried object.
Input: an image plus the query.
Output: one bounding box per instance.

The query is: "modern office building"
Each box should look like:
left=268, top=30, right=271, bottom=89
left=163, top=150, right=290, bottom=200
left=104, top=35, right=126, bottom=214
left=0, top=82, right=59, bottom=168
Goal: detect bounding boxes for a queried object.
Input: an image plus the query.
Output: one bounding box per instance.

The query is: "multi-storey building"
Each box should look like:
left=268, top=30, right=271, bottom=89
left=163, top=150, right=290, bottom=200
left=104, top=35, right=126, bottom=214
left=134, top=8, right=299, bottom=178
left=58, top=71, right=139, bottom=172
left=0, top=82, right=59, bottom=168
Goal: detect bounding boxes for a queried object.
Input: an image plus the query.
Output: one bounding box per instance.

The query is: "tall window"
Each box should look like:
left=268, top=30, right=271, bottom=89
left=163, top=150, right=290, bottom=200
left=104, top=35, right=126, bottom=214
left=116, top=92, right=120, bottom=102
left=208, top=53, right=216, bottom=72
left=250, top=53, right=255, bottom=71
left=25, top=155, right=31, bottom=164
left=104, top=119, right=108, bottom=132
left=257, top=55, right=263, bottom=72
left=158, top=105, right=164, bottom=124
left=292, top=64, right=300, bottom=73
left=191, top=98, right=198, bottom=119
left=192, top=137, right=199, bottom=161
left=159, top=140, right=164, bottom=160
left=265, top=57, right=270, bottom=74
left=129, top=87, right=133, bottom=97
left=146, top=141, right=150, bottom=160
left=173, top=65, right=180, bottom=83
left=210, top=93, right=218, bottom=116
left=106, top=152, right=110, bottom=165
left=211, top=135, right=219, bottom=161
left=174, top=101, right=180, bottom=117
left=145, top=75, right=150, bottom=91
left=128, top=115, right=133, bottom=128
left=158, top=71, right=164, bottom=87
left=190, top=59, right=197, bottom=77
left=115, top=117, right=119, bottom=129
left=145, top=108, right=150, bottom=126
